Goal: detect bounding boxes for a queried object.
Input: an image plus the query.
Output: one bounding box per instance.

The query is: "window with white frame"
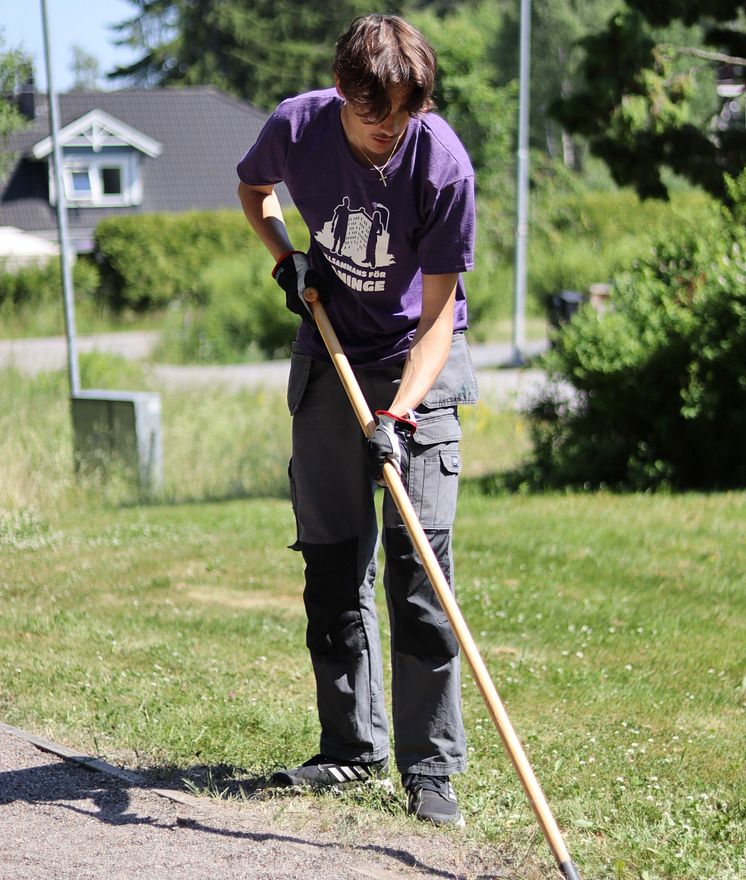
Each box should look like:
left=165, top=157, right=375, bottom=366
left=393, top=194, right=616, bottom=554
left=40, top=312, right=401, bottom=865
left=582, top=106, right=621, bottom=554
left=53, top=153, right=142, bottom=207
left=34, top=109, right=161, bottom=210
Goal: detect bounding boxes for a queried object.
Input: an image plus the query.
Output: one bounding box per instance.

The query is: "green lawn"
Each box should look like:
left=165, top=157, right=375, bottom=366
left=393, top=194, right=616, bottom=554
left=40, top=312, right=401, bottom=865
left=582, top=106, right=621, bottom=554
left=1, top=366, right=744, bottom=879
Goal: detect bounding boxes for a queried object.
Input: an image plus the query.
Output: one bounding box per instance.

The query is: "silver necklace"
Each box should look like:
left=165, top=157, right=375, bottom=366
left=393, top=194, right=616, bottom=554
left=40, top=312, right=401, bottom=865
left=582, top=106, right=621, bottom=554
left=358, top=128, right=405, bottom=187
left=343, top=104, right=405, bottom=187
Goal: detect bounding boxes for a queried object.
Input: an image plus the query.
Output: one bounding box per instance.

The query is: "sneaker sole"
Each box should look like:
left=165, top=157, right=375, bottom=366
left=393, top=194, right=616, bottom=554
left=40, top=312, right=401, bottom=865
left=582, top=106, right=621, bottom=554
left=410, top=810, right=465, bottom=828
left=270, top=774, right=393, bottom=792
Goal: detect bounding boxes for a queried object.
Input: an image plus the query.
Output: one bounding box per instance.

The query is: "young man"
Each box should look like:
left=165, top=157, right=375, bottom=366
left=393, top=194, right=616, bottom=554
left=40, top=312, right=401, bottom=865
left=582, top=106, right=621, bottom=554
left=237, top=14, right=478, bottom=827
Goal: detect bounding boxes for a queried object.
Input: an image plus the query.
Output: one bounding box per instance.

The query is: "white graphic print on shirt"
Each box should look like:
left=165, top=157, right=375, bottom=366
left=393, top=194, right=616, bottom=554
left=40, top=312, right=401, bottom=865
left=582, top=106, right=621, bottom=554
left=314, top=198, right=395, bottom=292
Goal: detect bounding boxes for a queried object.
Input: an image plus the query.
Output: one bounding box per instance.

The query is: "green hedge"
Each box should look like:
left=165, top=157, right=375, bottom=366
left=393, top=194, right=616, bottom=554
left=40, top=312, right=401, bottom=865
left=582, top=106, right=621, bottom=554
left=526, top=189, right=715, bottom=307
left=53, top=188, right=720, bottom=359
left=91, top=204, right=511, bottom=333
left=94, top=210, right=249, bottom=311
left=0, top=258, right=99, bottom=309
left=157, top=255, right=299, bottom=362
left=93, top=209, right=310, bottom=312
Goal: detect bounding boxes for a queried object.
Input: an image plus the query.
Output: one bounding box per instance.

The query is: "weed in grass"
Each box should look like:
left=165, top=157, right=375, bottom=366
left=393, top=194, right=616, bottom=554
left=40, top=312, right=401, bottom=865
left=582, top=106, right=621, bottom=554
left=0, top=509, right=60, bottom=550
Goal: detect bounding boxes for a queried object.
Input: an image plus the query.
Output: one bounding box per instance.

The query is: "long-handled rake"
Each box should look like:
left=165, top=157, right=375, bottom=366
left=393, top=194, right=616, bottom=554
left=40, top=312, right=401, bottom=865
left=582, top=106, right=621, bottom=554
left=303, top=289, right=582, bottom=880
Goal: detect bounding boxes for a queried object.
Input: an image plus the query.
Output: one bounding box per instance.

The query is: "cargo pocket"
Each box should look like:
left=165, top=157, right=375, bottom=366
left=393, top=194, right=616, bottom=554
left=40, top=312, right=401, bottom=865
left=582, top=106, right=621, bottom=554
left=402, top=409, right=462, bottom=530
left=287, top=348, right=312, bottom=415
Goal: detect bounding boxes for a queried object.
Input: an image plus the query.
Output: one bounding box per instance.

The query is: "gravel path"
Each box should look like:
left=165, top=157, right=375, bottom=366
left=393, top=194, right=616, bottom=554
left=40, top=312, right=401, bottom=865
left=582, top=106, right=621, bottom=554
left=0, top=726, right=531, bottom=880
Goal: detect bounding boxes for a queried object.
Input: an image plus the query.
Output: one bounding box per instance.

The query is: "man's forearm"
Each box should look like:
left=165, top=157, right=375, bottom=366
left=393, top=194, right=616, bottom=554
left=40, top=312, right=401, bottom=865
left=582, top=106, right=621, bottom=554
left=237, top=181, right=294, bottom=261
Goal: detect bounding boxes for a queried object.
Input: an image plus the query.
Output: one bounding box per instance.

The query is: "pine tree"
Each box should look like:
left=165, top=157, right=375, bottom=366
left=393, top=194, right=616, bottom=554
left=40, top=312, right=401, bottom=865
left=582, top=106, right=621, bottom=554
left=109, top=0, right=396, bottom=108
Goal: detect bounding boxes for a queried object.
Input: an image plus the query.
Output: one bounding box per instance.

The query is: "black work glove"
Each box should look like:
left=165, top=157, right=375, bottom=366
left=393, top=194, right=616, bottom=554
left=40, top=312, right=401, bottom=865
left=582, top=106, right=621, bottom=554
left=272, top=250, right=329, bottom=323
left=367, top=409, right=417, bottom=485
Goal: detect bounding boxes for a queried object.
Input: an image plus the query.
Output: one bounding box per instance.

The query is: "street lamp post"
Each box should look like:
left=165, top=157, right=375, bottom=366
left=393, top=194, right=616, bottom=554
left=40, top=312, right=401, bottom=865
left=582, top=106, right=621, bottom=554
left=38, top=1, right=164, bottom=494
left=511, top=0, right=531, bottom=366
left=40, top=0, right=80, bottom=395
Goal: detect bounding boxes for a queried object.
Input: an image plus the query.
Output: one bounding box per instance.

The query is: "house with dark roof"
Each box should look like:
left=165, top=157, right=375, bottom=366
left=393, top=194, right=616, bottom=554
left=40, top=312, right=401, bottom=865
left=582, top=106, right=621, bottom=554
left=1, top=85, right=280, bottom=253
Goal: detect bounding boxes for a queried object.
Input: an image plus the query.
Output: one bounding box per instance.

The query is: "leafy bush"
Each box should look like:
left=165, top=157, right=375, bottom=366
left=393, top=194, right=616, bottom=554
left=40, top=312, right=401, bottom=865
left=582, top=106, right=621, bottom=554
left=157, top=255, right=298, bottom=362
left=0, top=257, right=99, bottom=309
left=93, top=209, right=310, bottom=313
left=517, top=173, right=746, bottom=491
left=93, top=210, right=249, bottom=311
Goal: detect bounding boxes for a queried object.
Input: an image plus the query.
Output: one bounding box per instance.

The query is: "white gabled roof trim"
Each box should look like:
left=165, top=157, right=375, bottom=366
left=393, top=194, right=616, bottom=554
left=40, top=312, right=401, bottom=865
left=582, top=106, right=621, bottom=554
left=31, top=108, right=163, bottom=159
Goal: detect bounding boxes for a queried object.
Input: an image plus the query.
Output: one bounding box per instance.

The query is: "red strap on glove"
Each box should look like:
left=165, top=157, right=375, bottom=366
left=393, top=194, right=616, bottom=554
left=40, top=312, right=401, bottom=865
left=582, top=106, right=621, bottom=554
left=374, top=409, right=417, bottom=434
left=271, top=249, right=305, bottom=279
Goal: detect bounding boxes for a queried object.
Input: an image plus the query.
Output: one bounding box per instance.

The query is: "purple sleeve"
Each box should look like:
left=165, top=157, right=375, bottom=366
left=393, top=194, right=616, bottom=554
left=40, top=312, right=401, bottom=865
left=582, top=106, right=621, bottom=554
left=416, top=176, right=476, bottom=275
left=236, top=109, right=290, bottom=186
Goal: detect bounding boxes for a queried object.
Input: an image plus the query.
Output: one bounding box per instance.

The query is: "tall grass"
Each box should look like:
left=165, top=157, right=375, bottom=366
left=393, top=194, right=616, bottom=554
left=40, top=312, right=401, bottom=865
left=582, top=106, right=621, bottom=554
left=0, top=357, right=292, bottom=513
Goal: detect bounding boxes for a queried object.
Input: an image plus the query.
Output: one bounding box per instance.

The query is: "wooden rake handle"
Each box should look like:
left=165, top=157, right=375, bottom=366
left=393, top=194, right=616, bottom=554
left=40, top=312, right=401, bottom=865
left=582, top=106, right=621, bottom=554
left=303, top=289, right=581, bottom=880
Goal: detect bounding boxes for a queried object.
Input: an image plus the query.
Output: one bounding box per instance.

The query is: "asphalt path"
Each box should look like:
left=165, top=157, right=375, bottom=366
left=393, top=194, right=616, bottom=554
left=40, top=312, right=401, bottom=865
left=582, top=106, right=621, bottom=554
left=0, top=331, right=554, bottom=409
left=0, top=331, right=162, bottom=374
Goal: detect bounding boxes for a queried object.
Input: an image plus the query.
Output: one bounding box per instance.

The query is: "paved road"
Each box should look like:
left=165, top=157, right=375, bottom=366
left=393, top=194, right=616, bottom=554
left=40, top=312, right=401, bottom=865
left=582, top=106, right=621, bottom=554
left=0, top=331, right=161, bottom=373
left=0, top=331, right=554, bottom=408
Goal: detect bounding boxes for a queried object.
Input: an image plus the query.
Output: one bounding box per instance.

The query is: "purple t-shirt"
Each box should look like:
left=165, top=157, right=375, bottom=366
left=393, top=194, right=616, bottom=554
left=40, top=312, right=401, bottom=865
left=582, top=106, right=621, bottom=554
left=237, top=88, right=475, bottom=367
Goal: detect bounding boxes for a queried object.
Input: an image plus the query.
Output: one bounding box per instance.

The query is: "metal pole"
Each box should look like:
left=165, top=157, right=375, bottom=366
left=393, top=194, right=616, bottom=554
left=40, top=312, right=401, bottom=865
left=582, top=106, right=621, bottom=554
left=511, top=0, right=531, bottom=366
left=40, top=0, right=80, bottom=395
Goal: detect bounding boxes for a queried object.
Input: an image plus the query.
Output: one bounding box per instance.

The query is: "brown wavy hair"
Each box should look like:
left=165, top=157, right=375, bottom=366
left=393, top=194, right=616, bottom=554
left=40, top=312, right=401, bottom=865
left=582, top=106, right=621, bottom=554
left=333, top=15, right=437, bottom=123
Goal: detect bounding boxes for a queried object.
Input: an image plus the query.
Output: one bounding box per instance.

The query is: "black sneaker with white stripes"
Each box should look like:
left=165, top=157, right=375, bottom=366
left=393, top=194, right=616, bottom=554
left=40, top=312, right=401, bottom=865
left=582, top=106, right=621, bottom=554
left=269, top=754, right=389, bottom=789
left=403, top=773, right=465, bottom=827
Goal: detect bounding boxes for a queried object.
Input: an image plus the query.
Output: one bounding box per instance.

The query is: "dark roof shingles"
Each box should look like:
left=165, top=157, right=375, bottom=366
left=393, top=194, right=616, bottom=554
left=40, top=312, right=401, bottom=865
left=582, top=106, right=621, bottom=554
left=0, top=87, right=280, bottom=232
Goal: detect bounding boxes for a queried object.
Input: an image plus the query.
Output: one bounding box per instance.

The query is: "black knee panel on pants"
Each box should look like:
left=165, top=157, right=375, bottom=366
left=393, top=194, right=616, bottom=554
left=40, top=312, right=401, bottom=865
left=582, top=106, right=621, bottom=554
left=301, top=538, right=366, bottom=657
left=385, top=526, right=459, bottom=659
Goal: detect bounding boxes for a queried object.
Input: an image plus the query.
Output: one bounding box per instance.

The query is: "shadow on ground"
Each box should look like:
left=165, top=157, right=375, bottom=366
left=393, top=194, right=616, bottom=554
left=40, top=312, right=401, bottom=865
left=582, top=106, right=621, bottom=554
left=1, top=757, right=518, bottom=879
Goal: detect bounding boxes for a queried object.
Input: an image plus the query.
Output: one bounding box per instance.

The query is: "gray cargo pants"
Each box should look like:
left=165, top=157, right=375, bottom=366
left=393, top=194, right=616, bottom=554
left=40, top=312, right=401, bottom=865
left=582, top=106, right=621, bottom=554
left=287, top=332, right=479, bottom=775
